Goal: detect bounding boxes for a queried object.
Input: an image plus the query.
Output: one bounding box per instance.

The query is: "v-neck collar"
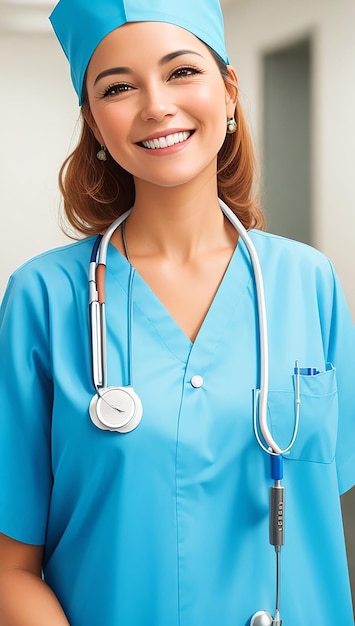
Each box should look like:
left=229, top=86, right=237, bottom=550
left=106, top=238, right=253, bottom=365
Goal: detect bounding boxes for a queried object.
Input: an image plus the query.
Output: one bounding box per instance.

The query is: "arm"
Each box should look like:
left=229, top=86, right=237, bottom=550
left=0, top=534, right=70, bottom=626
left=326, top=264, right=355, bottom=494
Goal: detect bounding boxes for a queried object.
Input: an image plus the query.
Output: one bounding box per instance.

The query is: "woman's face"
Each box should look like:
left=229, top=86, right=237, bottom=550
left=86, top=21, right=236, bottom=190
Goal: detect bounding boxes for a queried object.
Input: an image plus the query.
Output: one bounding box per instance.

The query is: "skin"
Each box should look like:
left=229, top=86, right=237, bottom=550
left=86, top=21, right=238, bottom=342
left=0, top=22, right=237, bottom=624
left=0, top=534, right=69, bottom=624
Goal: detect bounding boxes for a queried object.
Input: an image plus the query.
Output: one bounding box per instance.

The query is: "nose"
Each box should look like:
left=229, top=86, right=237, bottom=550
left=140, top=82, right=177, bottom=123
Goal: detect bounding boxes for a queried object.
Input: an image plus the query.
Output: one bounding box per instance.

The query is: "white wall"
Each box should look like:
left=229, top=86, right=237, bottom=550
left=0, top=28, right=79, bottom=297
left=1, top=1, right=355, bottom=317
left=223, top=0, right=355, bottom=317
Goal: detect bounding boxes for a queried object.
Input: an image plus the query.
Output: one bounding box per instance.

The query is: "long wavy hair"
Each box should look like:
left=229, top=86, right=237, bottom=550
left=59, top=49, right=264, bottom=237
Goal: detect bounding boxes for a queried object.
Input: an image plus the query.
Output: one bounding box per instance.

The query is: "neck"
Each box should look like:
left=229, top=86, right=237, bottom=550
left=122, top=177, right=236, bottom=263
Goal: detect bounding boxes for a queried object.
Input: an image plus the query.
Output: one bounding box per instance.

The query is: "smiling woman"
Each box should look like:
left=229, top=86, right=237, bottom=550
left=60, top=23, right=261, bottom=237
left=84, top=23, right=236, bottom=196
left=0, top=1, right=354, bottom=625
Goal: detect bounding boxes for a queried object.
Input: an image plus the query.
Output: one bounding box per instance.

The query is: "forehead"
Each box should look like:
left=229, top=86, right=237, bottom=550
left=87, top=21, right=213, bottom=75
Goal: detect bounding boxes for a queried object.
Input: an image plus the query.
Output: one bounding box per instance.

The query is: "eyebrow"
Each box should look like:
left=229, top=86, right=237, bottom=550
left=93, top=49, right=203, bottom=86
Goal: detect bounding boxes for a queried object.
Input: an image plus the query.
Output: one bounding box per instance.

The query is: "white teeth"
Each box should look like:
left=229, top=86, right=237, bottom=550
left=142, top=131, right=191, bottom=150
left=159, top=136, right=168, bottom=148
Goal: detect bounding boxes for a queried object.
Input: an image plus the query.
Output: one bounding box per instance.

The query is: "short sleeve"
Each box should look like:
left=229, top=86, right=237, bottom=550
left=326, top=263, right=355, bottom=494
left=0, top=267, right=53, bottom=544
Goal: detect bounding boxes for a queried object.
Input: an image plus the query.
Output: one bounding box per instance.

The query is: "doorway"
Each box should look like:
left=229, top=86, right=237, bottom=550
left=262, top=38, right=312, bottom=244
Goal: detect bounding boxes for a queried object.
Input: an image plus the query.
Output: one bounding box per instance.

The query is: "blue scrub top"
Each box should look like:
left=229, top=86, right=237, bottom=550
left=0, top=230, right=354, bottom=625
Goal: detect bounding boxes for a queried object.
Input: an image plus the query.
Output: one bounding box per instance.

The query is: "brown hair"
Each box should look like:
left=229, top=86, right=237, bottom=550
left=59, top=50, right=264, bottom=237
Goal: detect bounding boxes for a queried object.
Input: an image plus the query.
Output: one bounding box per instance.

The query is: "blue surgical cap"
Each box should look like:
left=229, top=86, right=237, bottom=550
left=50, top=0, right=229, bottom=106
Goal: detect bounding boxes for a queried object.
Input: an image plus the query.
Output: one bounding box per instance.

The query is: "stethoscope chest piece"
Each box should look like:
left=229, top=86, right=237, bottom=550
left=89, top=386, right=143, bottom=433
left=250, top=611, right=274, bottom=626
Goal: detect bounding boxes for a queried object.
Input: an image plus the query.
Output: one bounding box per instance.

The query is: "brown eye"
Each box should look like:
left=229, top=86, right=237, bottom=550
left=103, top=83, right=133, bottom=98
left=170, top=66, right=201, bottom=80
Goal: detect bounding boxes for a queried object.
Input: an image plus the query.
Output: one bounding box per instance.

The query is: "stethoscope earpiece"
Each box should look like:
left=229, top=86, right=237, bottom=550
left=250, top=610, right=273, bottom=626
left=89, top=386, right=143, bottom=433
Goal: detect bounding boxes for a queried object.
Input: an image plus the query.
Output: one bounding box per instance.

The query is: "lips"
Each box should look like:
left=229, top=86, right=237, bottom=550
left=139, top=131, right=193, bottom=150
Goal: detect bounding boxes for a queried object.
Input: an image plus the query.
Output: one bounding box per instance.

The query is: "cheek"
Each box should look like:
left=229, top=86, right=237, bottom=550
left=92, top=107, right=129, bottom=148
left=195, top=83, right=228, bottom=126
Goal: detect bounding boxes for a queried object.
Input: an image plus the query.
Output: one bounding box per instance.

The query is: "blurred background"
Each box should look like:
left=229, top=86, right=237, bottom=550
left=0, top=0, right=354, bottom=605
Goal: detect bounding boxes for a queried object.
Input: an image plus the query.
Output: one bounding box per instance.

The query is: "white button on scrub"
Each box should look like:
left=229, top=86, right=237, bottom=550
left=191, top=375, right=204, bottom=388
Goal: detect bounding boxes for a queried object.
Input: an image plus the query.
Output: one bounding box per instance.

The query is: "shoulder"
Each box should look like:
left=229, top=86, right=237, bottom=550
left=9, top=238, right=94, bottom=288
left=248, top=230, right=334, bottom=281
left=249, top=230, right=328, bottom=262
left=245, top=231, right=341, bottom=314
left=2, top=238, right=96, bottom=312
left=12, top=238, right=95, bottom=280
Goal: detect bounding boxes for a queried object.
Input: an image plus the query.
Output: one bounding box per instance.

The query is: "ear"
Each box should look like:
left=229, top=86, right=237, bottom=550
left=82, top=105, right=105, bottom=145
left=224, top=65, right=238, bottom=119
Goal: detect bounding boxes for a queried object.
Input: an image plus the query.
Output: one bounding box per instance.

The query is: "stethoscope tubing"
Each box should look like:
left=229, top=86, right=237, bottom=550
left=88, top=199, right=302, bottom=623
left=89, top=200, right=300, bottom=454
left=89, top=210, right=132, bottom=390
left=219, top=200, right=283, bottom=454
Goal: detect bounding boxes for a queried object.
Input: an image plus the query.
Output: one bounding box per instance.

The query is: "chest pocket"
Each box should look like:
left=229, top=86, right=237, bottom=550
left=267, top=363, right=338, bottom=463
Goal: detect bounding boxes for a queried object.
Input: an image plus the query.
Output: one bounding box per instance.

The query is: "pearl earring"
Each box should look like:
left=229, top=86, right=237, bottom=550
left=226, top=117, right=237, bottom=134
left=96, top=146, right=107, bottom=161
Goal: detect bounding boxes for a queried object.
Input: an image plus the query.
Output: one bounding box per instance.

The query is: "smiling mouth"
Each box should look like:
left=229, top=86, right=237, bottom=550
left=139, top=131, right=193, bottom=150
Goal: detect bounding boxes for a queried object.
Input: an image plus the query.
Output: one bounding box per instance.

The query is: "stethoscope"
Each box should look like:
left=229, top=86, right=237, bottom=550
left=88, top=207, right=143, bottom=433
left=88, top=198, right=301, bottom=625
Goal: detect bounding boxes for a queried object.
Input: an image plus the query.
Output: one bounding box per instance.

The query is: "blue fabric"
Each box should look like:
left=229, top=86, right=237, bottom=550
left=49, top=0, right=229, bottom=104
left=0, top=231, right=355, bottom=625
